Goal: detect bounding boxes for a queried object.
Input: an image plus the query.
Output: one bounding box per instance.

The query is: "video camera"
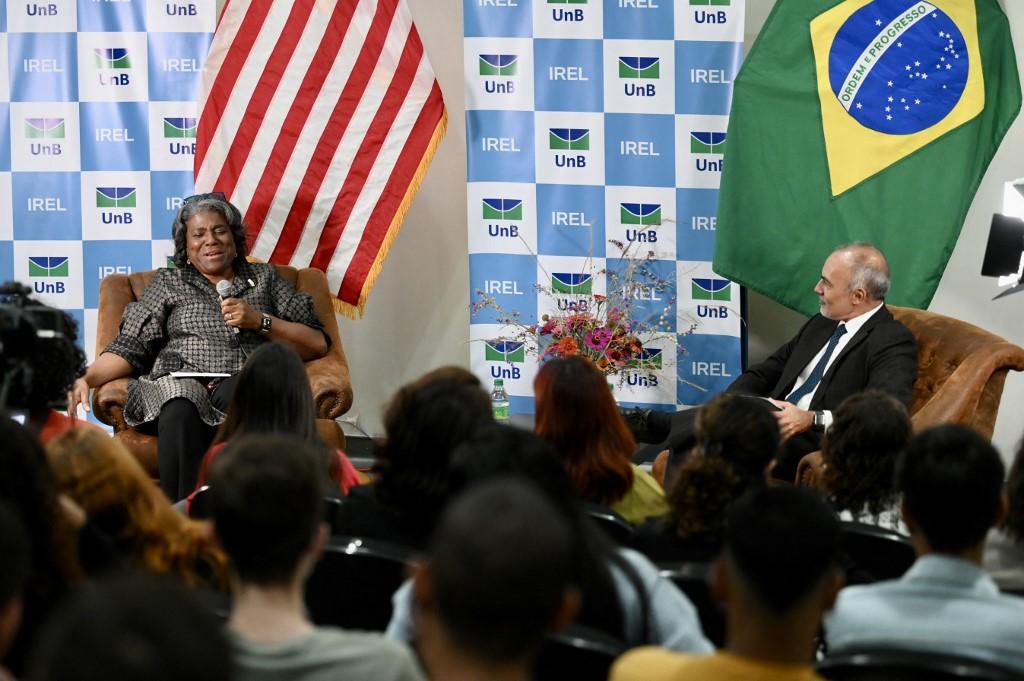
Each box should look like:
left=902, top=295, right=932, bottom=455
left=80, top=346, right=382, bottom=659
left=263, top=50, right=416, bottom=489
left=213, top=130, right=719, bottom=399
left=0, top=282, right=70, bottom=411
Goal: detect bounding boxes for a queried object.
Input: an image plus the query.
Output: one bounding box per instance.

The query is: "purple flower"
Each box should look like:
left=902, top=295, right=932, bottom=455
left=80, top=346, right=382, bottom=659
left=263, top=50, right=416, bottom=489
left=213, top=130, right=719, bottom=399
left=585, top=328, right=612, bottom=351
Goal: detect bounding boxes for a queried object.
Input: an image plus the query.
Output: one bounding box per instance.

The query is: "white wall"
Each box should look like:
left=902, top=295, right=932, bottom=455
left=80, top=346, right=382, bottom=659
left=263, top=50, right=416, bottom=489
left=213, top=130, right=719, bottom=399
left=338, top=0, right=1024, bottom=460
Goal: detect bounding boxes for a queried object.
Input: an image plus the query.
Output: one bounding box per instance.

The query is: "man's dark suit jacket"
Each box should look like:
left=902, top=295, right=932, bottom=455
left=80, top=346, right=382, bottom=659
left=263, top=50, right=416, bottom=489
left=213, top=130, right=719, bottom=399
left=729, top=305, right=918, bottom=477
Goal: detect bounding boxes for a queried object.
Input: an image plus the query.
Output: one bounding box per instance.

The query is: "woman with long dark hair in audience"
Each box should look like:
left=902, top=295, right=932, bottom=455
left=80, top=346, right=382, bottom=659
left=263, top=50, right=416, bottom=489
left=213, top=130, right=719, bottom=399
left=0, top=417, right=81, bottom=676
left=331, top=366, right=494, bottom=549
left=985, top=436, right=1024, bottom=592
left=46, top=428, right=229, bottom=589
left=632, top=393, right=778, bottom=563
left=385, top=425, right=713, bottom=652
left=819, top=391, right=910, bottom=534
left=534, top=356, right=667, bottom=524
left=193, top=342, right=360, bottom=497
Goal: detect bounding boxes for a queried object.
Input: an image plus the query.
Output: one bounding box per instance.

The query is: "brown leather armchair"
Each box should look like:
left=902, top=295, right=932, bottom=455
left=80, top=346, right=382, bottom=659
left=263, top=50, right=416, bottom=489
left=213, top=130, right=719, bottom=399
left=796, top=306, right=1024, bottom=487
left=93, top=266, right=353, bottom=477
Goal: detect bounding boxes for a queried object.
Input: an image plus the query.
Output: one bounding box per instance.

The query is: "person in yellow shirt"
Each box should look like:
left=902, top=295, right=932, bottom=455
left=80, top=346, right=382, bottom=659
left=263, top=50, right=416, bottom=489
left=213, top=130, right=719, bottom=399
left=611, top=486, right=843, bottom=681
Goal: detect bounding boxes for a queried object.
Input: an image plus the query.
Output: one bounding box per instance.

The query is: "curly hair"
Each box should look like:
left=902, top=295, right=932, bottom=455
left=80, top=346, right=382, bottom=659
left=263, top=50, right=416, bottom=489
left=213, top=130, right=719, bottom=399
left=534, top=357, right=635, bottom=506
left=822, top=391, right=910, bottom=517
left=1005, top=438, right=1024, bottom=543
left=665, top=394, right=778, bottom=542
left=46, top=429, right=228, bottom=589
left=169, top=196, right=247, bottom=270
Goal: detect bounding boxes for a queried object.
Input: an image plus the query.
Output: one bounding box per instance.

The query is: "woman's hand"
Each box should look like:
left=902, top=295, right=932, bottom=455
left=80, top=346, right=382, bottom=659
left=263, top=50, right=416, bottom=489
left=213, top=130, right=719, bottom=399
left=221, top=297, right=261, bottom=330
left=68, top=377, right=91, bottom=423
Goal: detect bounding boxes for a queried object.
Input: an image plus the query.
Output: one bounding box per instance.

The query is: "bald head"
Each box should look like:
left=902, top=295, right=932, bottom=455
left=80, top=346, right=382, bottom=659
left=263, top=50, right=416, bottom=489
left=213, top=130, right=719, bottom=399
left=814, top=243, right=890, bottom=321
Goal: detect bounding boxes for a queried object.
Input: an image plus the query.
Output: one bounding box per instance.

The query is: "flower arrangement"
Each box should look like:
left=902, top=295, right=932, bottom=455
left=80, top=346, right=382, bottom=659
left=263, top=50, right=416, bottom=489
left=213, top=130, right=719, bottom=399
left=472, top=240, right=695, bottom=378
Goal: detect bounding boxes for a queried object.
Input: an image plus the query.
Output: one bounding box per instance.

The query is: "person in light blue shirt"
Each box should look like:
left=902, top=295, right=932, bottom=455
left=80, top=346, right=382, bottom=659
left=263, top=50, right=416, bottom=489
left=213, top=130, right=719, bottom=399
left=825, top=424, right=1024, bottom=673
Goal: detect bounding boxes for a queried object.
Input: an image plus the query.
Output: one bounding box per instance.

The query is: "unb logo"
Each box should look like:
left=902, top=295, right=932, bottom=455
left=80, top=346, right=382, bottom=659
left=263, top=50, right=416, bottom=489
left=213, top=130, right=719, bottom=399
left=96, top=187, right=137, bottom=208
left=549, top=128, right=589, bottom=151
left=479, top=54, right=518, bottom=77
left=164, top=118, right=197, bottom=138
left=485, top=340, right=526, bottom=363
left=25, top=118, right=65, bottom=139
left=482, top=198, right=522, bottom=221
left=94, top=48, right=131, bottom=69
left=551, top=272, right=592, bottom=294
left=692, top=277, right=731, bottom=301
left=690, top=0, right=729, bottom=5
left=620, top=203, right=661, bottom=226
left=629, top=347, right=663, bottom=369
left=28, top=257, right=69, bottom=277
left=690, top=132, right=726, bottom=154
left=619, top=57, right=660, bottom=80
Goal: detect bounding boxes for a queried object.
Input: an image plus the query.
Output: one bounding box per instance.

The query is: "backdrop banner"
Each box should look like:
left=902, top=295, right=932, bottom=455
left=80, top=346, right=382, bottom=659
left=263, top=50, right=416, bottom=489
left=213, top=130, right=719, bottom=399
left=464, top=0, right=746, bottom=414
left=0, top=0, right=216, bottom=426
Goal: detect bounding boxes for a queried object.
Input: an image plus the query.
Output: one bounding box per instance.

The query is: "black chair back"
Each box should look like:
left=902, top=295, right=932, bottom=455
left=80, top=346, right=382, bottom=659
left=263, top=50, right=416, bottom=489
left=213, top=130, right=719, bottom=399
left=819, top=650, right=1023, bottom=681
left=582, top=503, right=634, bottom=545
left=304, top=535, right=415, bottom=631
left=658, top=561, right=725, bottom=647
left=839, top=521, right=916, bottom=584
left=534, top=623, right=627, bottom=681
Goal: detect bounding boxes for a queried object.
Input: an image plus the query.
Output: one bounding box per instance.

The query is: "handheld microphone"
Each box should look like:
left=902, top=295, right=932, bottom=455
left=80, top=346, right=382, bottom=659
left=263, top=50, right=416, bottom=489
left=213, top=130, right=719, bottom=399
left=215, top=280, right=240, bottom=335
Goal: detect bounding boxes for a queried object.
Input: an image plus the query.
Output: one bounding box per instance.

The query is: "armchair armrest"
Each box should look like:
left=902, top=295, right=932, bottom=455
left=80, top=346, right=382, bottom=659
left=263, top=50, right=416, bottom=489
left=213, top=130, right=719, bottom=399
left=93, top=377, right=131, bottom=431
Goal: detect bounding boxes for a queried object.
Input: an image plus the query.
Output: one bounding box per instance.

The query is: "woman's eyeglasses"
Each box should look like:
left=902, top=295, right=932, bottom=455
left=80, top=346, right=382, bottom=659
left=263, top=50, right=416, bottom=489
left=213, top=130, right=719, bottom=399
left=182, top=191, right=227, bottom=205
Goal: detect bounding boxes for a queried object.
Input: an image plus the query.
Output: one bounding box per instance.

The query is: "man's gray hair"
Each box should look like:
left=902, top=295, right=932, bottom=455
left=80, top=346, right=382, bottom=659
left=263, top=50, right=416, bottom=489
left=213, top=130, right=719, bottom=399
left=835, top=242, right=890, bottom=301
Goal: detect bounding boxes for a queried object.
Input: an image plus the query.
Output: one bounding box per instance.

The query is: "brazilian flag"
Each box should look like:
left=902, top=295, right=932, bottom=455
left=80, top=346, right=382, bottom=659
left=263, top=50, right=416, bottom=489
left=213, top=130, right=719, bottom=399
left=713, top=0, right=1020, bottom=315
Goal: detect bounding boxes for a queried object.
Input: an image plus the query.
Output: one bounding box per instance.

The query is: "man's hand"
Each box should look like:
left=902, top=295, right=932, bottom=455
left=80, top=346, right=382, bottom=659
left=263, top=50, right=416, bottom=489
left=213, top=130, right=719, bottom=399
left=768, top=399, right=814, bottom=442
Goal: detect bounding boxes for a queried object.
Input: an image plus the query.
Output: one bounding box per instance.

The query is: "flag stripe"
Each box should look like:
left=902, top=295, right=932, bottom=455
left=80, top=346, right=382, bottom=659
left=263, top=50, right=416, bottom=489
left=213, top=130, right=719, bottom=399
left=267, top=0, right=403, bottom=264
left=340, top=81, right=445, bottom=304
left=195, top=0, right=275, bottom=170
left=308, top=23, right=424, bottom=271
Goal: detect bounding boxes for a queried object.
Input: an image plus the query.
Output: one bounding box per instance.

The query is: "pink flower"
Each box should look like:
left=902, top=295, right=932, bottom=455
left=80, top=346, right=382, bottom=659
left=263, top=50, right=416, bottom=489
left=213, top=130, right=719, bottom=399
left=585, top=328, right=612, bottom=351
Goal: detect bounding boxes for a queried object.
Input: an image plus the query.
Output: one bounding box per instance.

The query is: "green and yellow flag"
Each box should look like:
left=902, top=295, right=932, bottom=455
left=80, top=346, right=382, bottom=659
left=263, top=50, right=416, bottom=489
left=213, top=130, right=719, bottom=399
left=713, top=0, right=1020, bottom=315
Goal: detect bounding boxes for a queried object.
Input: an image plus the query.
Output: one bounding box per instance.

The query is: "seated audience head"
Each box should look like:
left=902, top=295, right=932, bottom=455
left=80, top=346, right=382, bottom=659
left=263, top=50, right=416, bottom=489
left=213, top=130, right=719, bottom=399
left=666, top=394, right=778, bottom=543
left=816, top=242, right=890, bottom=321
left=170, top=192, right=247, bottom=270
left=209, top=434, right=328, bottom=586
left=720, top=486, right=842, bottom=623
left=1005, top=438, right=1024, bottom=544
left=822, top=390, right=911, bottom=516
left=29, top=576, right=232, bottom=681
left=46, top=428, right=228, bottom=587
left=0, top=503, right=29, bottom=662
left=414, top=479, right=578, bottom=675
left=448, top=425, right=625, bottom=640
left=374, top=366, right=493, bottom=535
left=896, top=424, right=1005, bottom=556
left=533, top=356, right=635, bottom=506
left=0, top=284, right=86, bottom=416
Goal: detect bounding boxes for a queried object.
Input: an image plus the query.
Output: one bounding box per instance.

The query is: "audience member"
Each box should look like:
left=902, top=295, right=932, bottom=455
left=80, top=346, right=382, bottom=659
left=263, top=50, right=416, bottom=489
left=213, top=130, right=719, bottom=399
left=985, top=437, right=1024, bottom=592
left=0, top=504, right=30, bottom=681
left=632, top=394, right=778, bottom=562
left=820, top=391, right=911, bottom=533
left=0, top=417, right=80, bottom=676
left=194, top=342, right=360, bottom=498
left=209, top=434, right=424, bottom=681
left=825, top=424, right=1024, bottom=671
left=46, top=428, right=228, bottom=587
left=611, top=486, right=843, bottom=681
left=387, top=425, right=713, bottom=653
left=332, top=366, right=493, bottom=549
left=0, top=284, right=102, bottom=443
left=535, top=356, right=667, bottom=524
left=412, top=479, right=579, bottom=681
left=28, top=575, right=232, bottom=681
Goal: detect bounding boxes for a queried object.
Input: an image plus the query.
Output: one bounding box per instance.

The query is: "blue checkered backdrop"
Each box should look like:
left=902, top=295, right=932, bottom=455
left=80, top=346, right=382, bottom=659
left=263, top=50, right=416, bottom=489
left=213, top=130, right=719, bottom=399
left=0, top=0, right=215, bottom=423
left=465, top=0, right=746, bottom=415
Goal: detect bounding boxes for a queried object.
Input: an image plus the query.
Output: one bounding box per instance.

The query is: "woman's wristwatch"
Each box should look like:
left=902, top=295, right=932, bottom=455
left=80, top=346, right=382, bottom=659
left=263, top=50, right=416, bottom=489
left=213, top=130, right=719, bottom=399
left=259, top=313, right=273, bottom=334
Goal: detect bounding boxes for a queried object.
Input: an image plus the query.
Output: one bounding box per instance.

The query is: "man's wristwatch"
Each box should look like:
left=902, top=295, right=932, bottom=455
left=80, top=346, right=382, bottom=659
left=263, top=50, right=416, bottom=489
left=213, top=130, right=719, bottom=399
left=812, top=410, right=826, bottom=430
left=259, top=313, right=273, bottom=334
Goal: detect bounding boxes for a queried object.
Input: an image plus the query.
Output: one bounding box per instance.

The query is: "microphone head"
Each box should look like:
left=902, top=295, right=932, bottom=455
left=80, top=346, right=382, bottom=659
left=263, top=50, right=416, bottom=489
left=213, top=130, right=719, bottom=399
left=215, top=279, right=232, bottom=297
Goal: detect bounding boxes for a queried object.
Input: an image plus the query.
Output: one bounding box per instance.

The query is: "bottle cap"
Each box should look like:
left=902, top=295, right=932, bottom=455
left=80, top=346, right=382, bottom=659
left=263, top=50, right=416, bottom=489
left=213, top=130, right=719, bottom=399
left=494, top=379, right=504, bottom=387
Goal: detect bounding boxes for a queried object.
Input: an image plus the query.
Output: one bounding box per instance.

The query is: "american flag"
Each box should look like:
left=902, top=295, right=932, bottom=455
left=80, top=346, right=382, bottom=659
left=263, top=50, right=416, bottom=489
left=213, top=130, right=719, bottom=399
left=194, top=0, right=447, bottom=316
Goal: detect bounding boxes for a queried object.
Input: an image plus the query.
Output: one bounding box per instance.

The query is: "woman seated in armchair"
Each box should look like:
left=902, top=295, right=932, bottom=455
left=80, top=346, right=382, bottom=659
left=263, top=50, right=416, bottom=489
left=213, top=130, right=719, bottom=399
left=68, top=193, right=330, bottom=501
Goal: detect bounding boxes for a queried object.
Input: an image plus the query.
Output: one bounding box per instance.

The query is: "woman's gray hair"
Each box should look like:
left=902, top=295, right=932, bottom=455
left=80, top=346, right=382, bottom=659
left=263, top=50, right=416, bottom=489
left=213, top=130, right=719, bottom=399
left=170, top=196, right=248, bottom=269
left=837, top=242, right=890, bottom=301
